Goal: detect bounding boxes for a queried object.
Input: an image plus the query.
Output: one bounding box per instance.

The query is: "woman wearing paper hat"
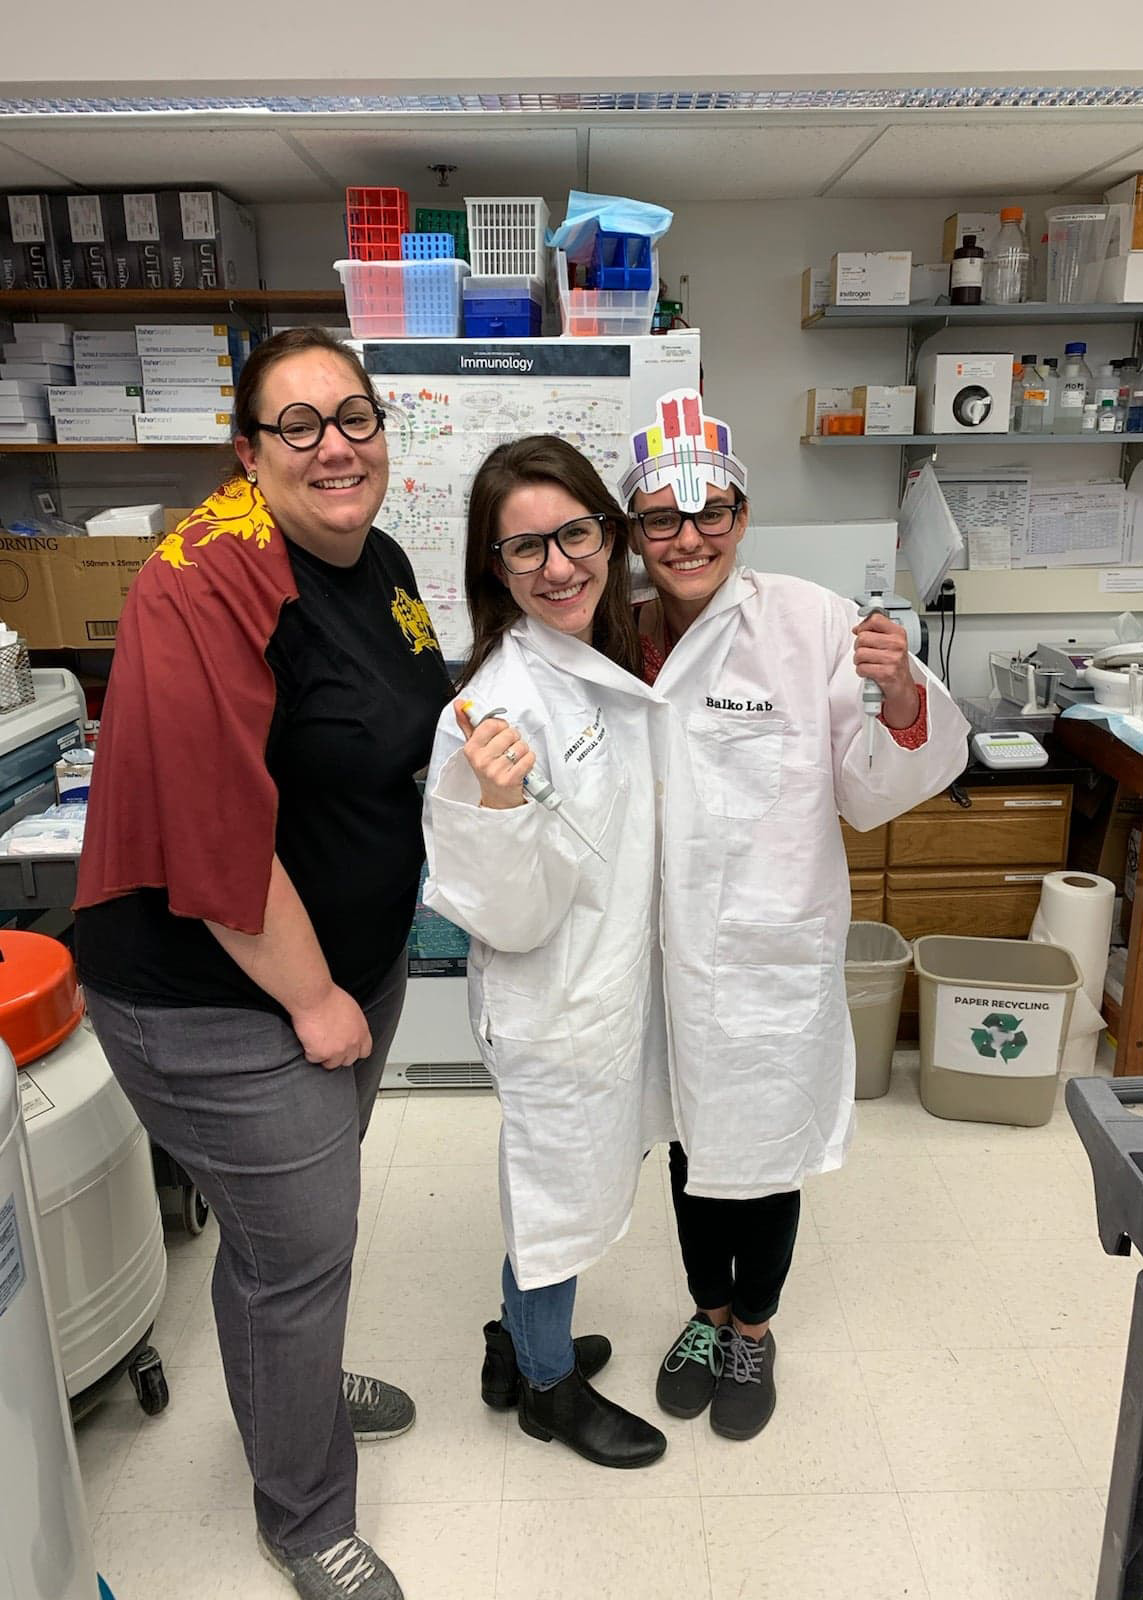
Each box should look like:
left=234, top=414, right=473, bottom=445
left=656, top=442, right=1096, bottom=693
left=422, top=435, right=676, bottom=1470
left=621, top=390, right=970, bottom=1442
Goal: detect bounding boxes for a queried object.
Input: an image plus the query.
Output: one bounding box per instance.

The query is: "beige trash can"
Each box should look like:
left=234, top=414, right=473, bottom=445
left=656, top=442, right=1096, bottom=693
left=914, top=935, right=1082, bottom=1126
left=845, top=921, right=913, bottom=1099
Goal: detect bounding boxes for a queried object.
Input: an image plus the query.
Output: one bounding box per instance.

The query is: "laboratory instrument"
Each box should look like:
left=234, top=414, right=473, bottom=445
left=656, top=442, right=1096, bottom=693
left=1035, top=639, right=1108, bottom=689
left=989, top=650, right=1061, bottom=713
left=857, top=597, right=885, bottom=770
left=971, top=729, right=1050, bottom=768
left=471, top=705, right=606, bottom=860
left=1085, top=644, right=1143, bottom=709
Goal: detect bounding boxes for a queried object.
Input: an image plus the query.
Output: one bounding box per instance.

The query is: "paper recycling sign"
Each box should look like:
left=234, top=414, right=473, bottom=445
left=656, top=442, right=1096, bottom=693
left=933, top=985, right=1068, bottom=1078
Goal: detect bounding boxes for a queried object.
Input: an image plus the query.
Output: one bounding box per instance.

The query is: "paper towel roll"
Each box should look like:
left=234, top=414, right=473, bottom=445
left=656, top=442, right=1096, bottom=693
left=1030, top=871, right=1117, bottom=1073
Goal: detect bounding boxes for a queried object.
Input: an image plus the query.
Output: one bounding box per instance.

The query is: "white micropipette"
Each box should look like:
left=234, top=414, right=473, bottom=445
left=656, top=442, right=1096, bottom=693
left=858, top=597, right=885, bottom=771
left=465, top=703, right=606, bottom=861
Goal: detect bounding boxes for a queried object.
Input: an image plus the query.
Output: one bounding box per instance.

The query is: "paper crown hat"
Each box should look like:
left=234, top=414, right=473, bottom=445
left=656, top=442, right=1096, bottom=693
left=620, top=389, right=748, bottom=513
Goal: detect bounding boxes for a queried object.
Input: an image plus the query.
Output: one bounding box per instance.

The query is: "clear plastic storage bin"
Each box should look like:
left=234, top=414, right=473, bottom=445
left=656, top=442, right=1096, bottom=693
left=556, top=250, right=658, bottom=337
left=333, top=259, right=470, bottom=339
left=1045, top=205, right=1111, bottom=303
left=845, top=921, right=913, bottom=1099
left=465, top=197, right=549, bottom=278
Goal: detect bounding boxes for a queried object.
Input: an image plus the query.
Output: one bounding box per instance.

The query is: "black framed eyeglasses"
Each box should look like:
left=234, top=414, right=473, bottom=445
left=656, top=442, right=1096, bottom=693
left=249, top=394, right=385, bottom=451
left=491, top=513, right=611, bottom=575
left=632, top=498, right=744, bottom=541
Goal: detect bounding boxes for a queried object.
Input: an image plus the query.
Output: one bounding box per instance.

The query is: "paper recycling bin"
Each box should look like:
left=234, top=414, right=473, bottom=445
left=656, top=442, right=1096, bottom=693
left=914, top=935, right=1082, bottom=1125
left=844, top=921, right=913, bottom=1099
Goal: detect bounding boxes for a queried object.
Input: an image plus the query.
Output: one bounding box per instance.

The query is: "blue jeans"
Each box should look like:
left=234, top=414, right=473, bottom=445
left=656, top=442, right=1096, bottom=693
left=500, top=1256, right=577, bottom=1388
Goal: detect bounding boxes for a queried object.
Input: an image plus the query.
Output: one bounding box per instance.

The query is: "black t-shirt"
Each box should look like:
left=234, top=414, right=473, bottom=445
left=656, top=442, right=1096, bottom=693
left=75, top=529, right=452, bottom=1011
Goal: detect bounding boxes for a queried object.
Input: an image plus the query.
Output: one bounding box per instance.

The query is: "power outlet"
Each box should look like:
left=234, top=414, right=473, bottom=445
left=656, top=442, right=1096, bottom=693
left=928, top=580, right=956, bottom=613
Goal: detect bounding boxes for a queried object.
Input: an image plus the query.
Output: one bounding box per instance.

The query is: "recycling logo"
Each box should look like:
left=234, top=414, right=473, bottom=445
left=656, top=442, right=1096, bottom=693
left=970, top=1012, right=1028, bottom=1062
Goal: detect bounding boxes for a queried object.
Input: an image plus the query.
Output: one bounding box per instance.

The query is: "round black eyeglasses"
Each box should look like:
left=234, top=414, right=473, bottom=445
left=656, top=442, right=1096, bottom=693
left=491, top=513, right=610, bottom=575
left=249, top=395, right=385, bottom=452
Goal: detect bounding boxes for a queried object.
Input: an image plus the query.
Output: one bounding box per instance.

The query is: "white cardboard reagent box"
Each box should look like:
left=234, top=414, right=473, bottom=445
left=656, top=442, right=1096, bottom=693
left=0, top=379, right=51, bottom=398
left=12, top=322, right=72, bottom=343
left=830, top=252, right=911, bottom=307
left=0, top=421, right=54, bottom=441
left=910, top=262, right=950, bottom=303
left=139, top=353, right=234, bottom=385
left=54, top=413, right=138, bottom=443
left=85, top=504, right=165, bottom=537
left=2, top=362, right=73, bottom=383
left=800, top=265, right=831, bottom=322
left=74, top=356, right=143, bottom=386
left=1104, top=175, right=1143, bottom=253
left=49, top=385, right=142, bottom=416
left=942, top=213, right=1001, bottom=262
left=804, top=387, right=855, bottom=436
left=3, top=340, right=73, bottom=365
left=134, top=411, right=232, bottom=443
left=72, top=330, right=140, bottom=357
left=135, top=323, right=232, bottom=355
left=853, top=384, right=916, bottom=435
left=142, top=382, right=234, bottom=413
left=1099, top=253, right=1143, bottom=303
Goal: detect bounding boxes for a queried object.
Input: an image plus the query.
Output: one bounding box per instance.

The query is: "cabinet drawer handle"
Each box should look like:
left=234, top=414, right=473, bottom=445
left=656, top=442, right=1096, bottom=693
left=1002, top=798, right=1064, bottom=809
left=1004, top=873, right=1047, bottom=882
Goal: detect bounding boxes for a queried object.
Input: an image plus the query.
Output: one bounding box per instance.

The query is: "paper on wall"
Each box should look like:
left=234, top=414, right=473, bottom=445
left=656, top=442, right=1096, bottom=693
left=898, top=462, right=964, bottom=603
left=965, top=526, right=1012, bottom=569
left=935, top=468, right=1030, bottom=570
left=1021, top=480, right=1126, bottom=568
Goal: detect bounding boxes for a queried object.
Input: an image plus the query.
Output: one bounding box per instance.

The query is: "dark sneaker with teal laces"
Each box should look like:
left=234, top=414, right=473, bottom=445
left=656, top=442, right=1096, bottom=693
left=709, top=1325, right=776, bottom=1441
left=655, top=1312, right=724, bottom=1419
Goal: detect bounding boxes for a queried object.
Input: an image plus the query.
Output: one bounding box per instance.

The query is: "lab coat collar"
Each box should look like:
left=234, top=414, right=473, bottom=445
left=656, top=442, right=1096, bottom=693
left=513, top=616, right=664, bottom=701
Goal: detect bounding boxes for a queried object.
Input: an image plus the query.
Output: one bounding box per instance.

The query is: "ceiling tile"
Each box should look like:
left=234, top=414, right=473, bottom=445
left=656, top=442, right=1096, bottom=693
left=587, top=124, right=878, bottom=200
left=292, top=129, right=578, bottom=198
left=0, top=128, right=335, bottom=201
left=829, top=119, right=1143, bottom=197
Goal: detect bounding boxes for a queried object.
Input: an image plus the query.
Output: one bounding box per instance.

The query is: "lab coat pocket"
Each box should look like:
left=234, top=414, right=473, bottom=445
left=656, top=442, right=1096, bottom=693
left=686, top=713, right=786, bottom=820
left=593, top=959, right=648, bottom=1081
left=713, top=917, right=825, bottom=1039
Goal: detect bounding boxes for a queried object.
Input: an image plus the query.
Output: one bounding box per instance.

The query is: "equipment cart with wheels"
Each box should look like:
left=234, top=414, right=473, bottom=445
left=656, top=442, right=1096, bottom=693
left=1066, top=1075, right=1143, bottom=1599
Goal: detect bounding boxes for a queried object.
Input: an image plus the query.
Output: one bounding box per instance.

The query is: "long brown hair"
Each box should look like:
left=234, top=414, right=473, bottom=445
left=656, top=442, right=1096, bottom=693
left=458, top=436, right=641, bottom=688
left=230, top=326, right=375, bottom=472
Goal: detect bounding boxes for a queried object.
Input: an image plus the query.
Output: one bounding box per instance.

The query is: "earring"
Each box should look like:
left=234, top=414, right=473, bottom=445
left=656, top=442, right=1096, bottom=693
left=246, top=469, right=257, bottom=485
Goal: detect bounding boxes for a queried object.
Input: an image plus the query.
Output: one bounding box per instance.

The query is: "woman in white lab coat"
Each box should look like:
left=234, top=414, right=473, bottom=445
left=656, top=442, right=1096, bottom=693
left=621, top=390, right=970, bottom=1443
left=422, top=435, right=674, bottom=1469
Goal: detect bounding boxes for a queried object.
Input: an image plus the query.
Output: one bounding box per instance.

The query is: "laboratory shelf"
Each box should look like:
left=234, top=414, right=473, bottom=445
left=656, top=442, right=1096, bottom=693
left=0, top=289, right=345, bottom=315
left=0, top=443, right=227, bottom=454
left=802, top=302, right=1143, bottom=331
left=800, top=432, right=1133, bottom=447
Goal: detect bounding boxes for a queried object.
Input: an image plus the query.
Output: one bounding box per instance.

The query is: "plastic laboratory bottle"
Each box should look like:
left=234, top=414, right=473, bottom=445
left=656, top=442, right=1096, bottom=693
left=1127, top=389, right=1143, bottom=434
left=1097, top=397, right=1119, bottom=432
left=982, top=207, right=1031, bottom=304
left=950, top=233, right=985, bottom=305
left=1018, top=354, right=1048, bottom=432
left=1040, top=358, right=1059, bottom=431
left=1082, top=402, right=1098, bottom=432
left=1094, top=362, right=1119, bottom=411
left=1055, top=342, right=1093, bottom=432
left=1009, top=361, right=1024, bottom=431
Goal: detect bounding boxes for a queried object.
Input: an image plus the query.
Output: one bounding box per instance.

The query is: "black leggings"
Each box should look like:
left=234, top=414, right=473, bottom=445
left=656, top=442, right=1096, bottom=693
left=668, top=1142, right=801, bottom=1325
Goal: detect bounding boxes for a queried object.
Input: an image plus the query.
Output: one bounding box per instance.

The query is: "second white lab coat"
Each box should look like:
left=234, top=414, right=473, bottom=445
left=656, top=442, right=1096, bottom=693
left=651, top=570, right=970, bottom=1199
left=422, top=617, right=675, bottom=1290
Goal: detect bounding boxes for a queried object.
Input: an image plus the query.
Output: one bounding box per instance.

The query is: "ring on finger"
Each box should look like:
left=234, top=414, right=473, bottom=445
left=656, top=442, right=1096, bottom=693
left=505, top=746, right=519, bottom=765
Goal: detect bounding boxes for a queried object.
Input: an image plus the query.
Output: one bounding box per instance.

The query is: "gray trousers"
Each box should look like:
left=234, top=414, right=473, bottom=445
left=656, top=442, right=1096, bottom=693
left=85, top=955, right=407, bottom=1555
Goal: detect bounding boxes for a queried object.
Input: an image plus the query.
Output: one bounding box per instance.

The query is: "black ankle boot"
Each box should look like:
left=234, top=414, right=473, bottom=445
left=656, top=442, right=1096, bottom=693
left=517, top=1365, right=667, bottom=1468
left=480, top=1320, right=612, bottom=1410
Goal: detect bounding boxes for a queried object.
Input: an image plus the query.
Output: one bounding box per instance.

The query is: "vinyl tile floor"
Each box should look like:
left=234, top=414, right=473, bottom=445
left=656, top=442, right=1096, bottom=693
left=78, top=1048, right=1131, bottom=1600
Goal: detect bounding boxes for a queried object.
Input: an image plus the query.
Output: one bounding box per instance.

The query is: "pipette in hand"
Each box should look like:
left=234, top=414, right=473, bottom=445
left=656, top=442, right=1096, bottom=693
left=858, top=598, right=886, bottom=771
left=464, top=703, right=606, bottom=861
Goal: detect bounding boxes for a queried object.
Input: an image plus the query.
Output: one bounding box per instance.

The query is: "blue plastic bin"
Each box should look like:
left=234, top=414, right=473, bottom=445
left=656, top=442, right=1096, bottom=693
left=588, top=231, right=654, bottom=291
left=401, top=232, right=456, bottom=260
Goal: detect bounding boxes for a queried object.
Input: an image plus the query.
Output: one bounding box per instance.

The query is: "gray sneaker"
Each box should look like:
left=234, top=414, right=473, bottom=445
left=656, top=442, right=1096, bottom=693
left=342, top=1371, right=416, bottom=1440
left=710, top=1326, right=776, bottom=1441
left=258, top=1530, right=403, bottom=1599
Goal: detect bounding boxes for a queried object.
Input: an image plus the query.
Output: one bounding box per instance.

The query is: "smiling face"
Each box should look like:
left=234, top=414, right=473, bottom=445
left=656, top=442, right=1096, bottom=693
left=495, top=481, right=614, bottom=643
left=631, top=481, right=748, bottom=612
left=233, top=347, right=389, bottom=567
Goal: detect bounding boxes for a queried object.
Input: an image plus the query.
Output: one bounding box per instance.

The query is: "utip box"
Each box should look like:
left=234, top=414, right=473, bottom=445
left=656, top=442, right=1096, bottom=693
left=139, top=352, right=235, bottom=385
left=159, top=191, right=260, bottom=291
left=0, top=194, right=61, bottom=289
left=134, top=411, right=233, bottom=443
left=142, top=382, right=234, bottom=413
left=107, top=192, right=165, bottom=290
left=54, top=194, right=115, bottom=291
left=830, top=251, right=912, bottom=307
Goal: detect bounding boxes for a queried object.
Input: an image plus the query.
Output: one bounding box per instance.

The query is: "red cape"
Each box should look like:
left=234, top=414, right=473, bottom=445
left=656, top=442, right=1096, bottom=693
left=74, top=479, right=299, bottom=934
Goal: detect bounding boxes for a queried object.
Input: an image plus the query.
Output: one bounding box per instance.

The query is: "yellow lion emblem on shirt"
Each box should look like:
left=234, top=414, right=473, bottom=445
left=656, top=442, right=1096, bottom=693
left=391, top=588, right=441, bottom=655
left=150, top=480, right=278, bottom=573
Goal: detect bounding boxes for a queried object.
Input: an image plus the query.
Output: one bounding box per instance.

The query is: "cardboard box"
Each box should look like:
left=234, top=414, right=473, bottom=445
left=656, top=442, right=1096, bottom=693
left=0, top=531, right=156, bottom=648
left=12, top=322, right=72, bottom=344
left=942, top=212, right=1001, bottom=262
left=804, top=386, right=854, bottom=437
left=85, top=503, right=165, bottom=537
left=73, top=356, right=144, bottom=387
left=915, top=351, right=1014, bottom=434
left=160, top=191, right=260, bottom=290
left=143, top=382, right=234, bottom=414
left=0, top=397, right=49, bottom=420
left=800, top=264, right=831, bottom=322
left=55, top=195, right=115, bottom=291
left=1, top=362, right=73, bottom=383
left=0, top=194, right=61, bottom=289
left=163, top=508, right=193, bottom=534
left=830, top=251, right=911, bottom=306
left=1105, top=175, right=1143, bottom=253
left=135, top=323, right=234, bottom=355
left=54, top=413, right=138, bottom=443
left=107, top=193, right=165, bottom=290
left=910, top=262, right=950, bottom=303
left=55, top=750, right=94, bottom=801
left=134, top=411, right=232, bottom=444
left=0, top=420, right=53, bottom=442
left=853, top=384, right=917, bottom=435
left=72, top=330, right=139, bottom=357
left=139, top=352, right=234, bottom=385
left=1098, top=253, right=1143, bottom=304
left=0, top=380, right=51, bottom=399
left=3, top=340, right=73, bottom=366
left=49, top=385, right=141, bottom=416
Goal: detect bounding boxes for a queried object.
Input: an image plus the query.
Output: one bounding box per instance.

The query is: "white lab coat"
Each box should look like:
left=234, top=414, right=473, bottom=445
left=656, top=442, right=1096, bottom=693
left=652, top=570, right=970, bottom=1199
left=422, top=617, right=676, bottom=1290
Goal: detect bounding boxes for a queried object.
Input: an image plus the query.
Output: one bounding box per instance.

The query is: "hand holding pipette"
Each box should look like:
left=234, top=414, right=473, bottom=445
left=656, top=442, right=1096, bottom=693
left=853, top=600, right=920, bottom=771
left=858, top=598, right=886, bottom=771
left=455, top=700, right=606, bottom=861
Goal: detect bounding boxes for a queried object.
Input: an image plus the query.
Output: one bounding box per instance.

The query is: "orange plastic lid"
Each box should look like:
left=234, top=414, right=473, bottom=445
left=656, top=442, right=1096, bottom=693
left=1000, top=206, right=1024, bottom=222
left=0, top=932, right=84, bottom=1067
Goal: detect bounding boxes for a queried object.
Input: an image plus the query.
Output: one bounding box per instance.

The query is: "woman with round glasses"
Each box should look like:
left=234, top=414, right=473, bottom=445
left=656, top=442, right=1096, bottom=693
left=75, top=327, right=451, bottom=1600
left=421, top=435, right=674, bottom=1470
left=622, top=390, right=968, bottom=1447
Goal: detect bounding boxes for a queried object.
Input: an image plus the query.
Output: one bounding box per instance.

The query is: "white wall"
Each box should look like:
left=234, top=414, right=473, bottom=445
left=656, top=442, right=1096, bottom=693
left=253, top=191, right=1131, bottom=697
left=3, top=1, right=1142, bottom=92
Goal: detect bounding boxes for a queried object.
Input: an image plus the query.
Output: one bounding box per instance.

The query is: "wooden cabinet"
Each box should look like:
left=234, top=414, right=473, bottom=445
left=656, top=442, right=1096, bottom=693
left=840, top=820, right=887, bottom=870
left=887, top=787, right=1071, bottom=868
left=885, top=866, right=1048, bottom=940
left=849, top=870, right=885, bottom=922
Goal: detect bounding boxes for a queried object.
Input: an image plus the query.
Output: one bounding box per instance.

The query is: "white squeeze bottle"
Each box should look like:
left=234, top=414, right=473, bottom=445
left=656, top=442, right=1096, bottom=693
left=1055, top=342, right=1092, bottom=433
